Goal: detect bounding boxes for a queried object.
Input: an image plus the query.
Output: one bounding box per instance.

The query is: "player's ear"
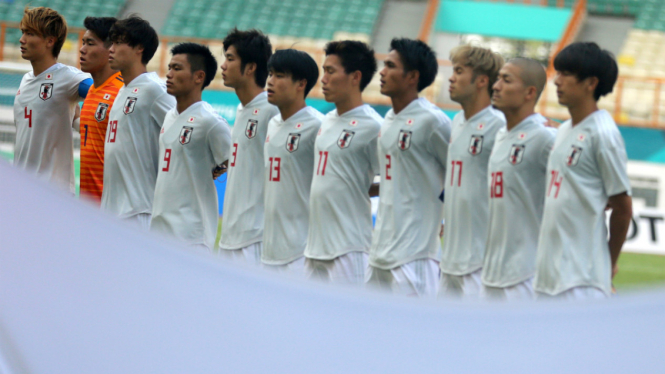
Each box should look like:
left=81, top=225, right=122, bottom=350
left=298, top=78, right=307, bottom=91
left=585, top=76, right=599, bottom=94
left=351, top=70, right=362, bottom=88
left=134, top=44, right=145, bottom=57
left=45, top=36, right=56, bottom=49
left=195, top=70, right=206, bottom=86
left=526, top=85, right=537, bottom=101
left=475, top=74, right=489, bottom=91
left=407, top=70, right=419, bottom=88
left=244, top=62, right=257, bottom=77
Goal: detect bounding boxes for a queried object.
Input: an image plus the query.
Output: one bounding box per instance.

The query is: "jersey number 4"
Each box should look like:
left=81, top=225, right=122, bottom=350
left=490, top=171, right=503, bottom=198
left=24, top=107, right=32, bottom=128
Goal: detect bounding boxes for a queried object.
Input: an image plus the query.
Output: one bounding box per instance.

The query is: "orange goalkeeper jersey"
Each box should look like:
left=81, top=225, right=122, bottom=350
left=80, top=72, right=123, bottom=203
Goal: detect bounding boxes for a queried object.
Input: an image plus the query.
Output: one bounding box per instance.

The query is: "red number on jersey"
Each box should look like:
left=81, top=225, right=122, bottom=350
left=385, top=155, right=392, bottom=180
left=162, top=149, right=172, bottom=171
left=268, top=157, right=281, bottom=182
left=107, top=120, right=118, bottom=143
left=317, top=151, right=329, bottom=175
left=547, top=170, right=563, bottom=198
left=24, top=107, right=32, bottom=128
left=450, top=160, right=463, bottom=187
left=490, top=171, right=504, bottom=198
left=230, top=143, right=238, bottom=167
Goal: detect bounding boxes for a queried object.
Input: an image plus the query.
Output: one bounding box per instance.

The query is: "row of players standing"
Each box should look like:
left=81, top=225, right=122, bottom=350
left=13, top=7, right=632, bottom=301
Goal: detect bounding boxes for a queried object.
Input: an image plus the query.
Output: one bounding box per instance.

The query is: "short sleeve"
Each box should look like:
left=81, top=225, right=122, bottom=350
left=539, top=127, right=557, bottom=171
left=151, top=92, right=177, bottom=130
left=596, top=129, right=631, bottom=197
left=68, top=68, right=91, bottom=100
left=208, top=117, right=233, bottom=166
left=426, top=112, right=452, bottom=168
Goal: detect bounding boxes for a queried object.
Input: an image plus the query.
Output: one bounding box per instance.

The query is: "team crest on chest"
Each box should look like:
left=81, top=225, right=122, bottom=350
left=566, top=145, right=583, bottom=167
left=468, top=135, right=484, bottom=155
left=337, top=130, right=355, bottom=149
left=245, top=119, right=259, bottom=139
left=286, top=133, right=301, bottom=153
left=180, top=126, right=193, bottom=145
left=123, top=97, right=137, bottom=114
left=509, top=144, right=525, bottom=165
left=95, top=102, right=109, bottom=122
left=39, top=83, right=53, bottom=101
left=397, top=130, right=412, bottom=151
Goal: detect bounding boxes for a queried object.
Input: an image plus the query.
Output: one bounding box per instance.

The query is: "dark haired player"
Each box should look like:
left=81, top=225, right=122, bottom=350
left=366, top=38, right=451, bottom=297
left=13, top=7, right=92, bottom=192
left=101, top=16, right=176, bottom=228
left=218, top=29, right=279, bottom=264
left=150, top=43, right=231, bottom=250
left=261, top=49, right=323, bottom=272
left=534, top=42, right=632, bottom=300
left=79, top=16, right=123, bottom=203
left=304, top=40, right=382, bottom=285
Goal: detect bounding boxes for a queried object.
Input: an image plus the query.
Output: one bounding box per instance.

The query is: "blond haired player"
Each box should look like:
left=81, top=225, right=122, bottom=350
left=481, top=58, right=555, bottom=300
left=13, top=7, right=92, bottom=192
left=438, top=45, right=505, bottom=298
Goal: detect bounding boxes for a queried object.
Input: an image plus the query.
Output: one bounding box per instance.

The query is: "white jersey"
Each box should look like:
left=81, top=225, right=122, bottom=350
left=219, top=92, right=279, bottom=250
left=440, top=105, right=505, bottom=275
left=262, top=106, right=324, bottom=265
left=101, top=73, right=176, bottom=218
left=13, top=63, right=89, bottom=191
left=304, top=104, right=382, bottom=260
left=150, top=102, right=232, bottom=249
left=482, top=114, right=556, bottom=288
left=369, top=98, right=451, bottom=269
left=534, top=110, right=631, bottom=296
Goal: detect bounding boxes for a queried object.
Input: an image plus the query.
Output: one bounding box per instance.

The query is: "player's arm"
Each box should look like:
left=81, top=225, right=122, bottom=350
left=607, top=192, right=632, bottom=277
left=369, top=182, right=379, bottom=197
left=78, top=78, right=93, bottom=99
left=72, top=104, right=81, bottom=132
left=209, top=118, right=232, bottom=180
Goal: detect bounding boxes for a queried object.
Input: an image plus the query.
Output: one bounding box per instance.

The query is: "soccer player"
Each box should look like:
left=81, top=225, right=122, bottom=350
left=79, top=16, right=123, bottom=203
left=218, top=29, right=279, bottom=264
left=262, top=49, right=323, bottom=272
left=150, top=43, right=231, bottom=250
left=438, top=45, right=505, bottom=298
left=13, top=7, right=92, bottom=192
left=304, top=40, right=381, bottom=285
left=481, top=58, right=555, bottom=300
left=366, top=38, right=451, bottom=297
left=100, top=17, right=176, bottom=228
left=534, top=42, right=632, bottom=300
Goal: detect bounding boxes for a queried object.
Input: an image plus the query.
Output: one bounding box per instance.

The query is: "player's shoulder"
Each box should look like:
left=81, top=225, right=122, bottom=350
left=589, top=110, right=624, bottom=148
left=54, top=63, right=91, bottom=82
left=109, top=73, right=124, bottom=90
left=526, top=114, right=557, bottom=144
left=198, top=101, right=230, bottom=126
left=139, top=72, right=168, bottom=93
left=485, top=106, right=506, bottom=125
left=302, top=106, right=325, bottom=123
left=357, top=104, right=382, bottom=129
left=412, top=98, right=451, bottom=127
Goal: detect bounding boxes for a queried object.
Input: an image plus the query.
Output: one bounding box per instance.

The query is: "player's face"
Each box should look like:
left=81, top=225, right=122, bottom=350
left=19, top=28, right=52, bottom=62
left=321, top=54, right=354, bottom=103
left=80, top=30, right=111, bottom=74
left=554, top=70, right=589, bottom=107
left=492, top=63, right=527, bottom=111
left=166, top=54, right=200, bottom=97
left=221, top=45, right=244, bottom=88
left=379, top=50, right=409, bottom=97
left=449, top=62, right=476, bottom=104
left=108, top=41, right=140, bottom=71
left=266, top=70, right=301, bottom=108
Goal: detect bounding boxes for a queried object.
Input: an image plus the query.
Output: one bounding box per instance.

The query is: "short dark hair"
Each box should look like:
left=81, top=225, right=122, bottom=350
left=553, top=42, right=618, bottom=101
left=170, top=43, right=218, bottom=91
left=268, top=49, right=319, bottom=98
left=223, top=28, right=272, bottom=88
left=84, top=16, right=116, bottom=47
left=109, top=16, right=159, bottom=65
left=324, top=40, right=377, bottom=91
left=389, top=38, right=438, bottom=92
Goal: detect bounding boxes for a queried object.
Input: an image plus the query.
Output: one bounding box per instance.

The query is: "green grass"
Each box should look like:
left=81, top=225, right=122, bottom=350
left=614, top=252, right=665, bottom=291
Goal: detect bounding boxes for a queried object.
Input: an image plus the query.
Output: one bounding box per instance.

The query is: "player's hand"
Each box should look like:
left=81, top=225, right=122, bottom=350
left=612, top=264, right=619, bottom=279
left=439, top=223, right=444, bottom=238
left=213, top=161, right=228, bottom=180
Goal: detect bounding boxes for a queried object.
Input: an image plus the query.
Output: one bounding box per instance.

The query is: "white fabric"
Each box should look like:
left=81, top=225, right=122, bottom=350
left=535, top=110, right=632, bottom=296
left=13, top=63, right=89, bottom=192
left=305, top=105, right=382, bottom=260
left=440, top=106, right=505, bottom=276
left=370, top=98, right=451, bottom=269
left=262, top=106, right=323, bottom=265
left=219, top=92, right=279, bottom=250
left=220, top=242, right=263, bottom=266
left=263, top=256, right=306, bottom=276
left=439, top=268, right=483, bottom=298
left=536, top=286, right=607, bottom=301
left=366, top=258, right=440, bottom=297
left=305, top=251, right=368, bottom=285
left=150, top=101, right=232, bottom=250
left=482, top=114, right=556, bottom=288
left=126, top=212, right=151, bottom=231
left=101, top=72, right=176, bottom=218
left=481, top=277, right=535, bottom=301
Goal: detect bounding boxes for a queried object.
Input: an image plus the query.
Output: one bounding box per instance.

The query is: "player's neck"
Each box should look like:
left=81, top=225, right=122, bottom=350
left=120, top=63, right=147, bottom=86
left=90, top=65, right=117, bottom=88
left=390, top=91, right=418, bottom=115
left=505, top=106, right=535, bottom=131
left=176, top=91, right=202, bottom=114
left=568, top=99, right=598, bottom=126
left=279, top=99, right=306, bottom=121
left=461, top=93, right=491, bottom=121
left=235, top=83, right=264, bottom=107
left=30, top=55, right=57, bottom=77
left=335, top=91, right=363, bottom=116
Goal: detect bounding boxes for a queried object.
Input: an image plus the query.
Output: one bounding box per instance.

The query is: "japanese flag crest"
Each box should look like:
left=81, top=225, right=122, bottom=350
left=566, top=145, right=583, bottom=167
left=123, top=97, right=137, bottom=114
left=397, top=130, right=412, bottom=151
left=45, top=73, right=53, bottom=80
left=245, top=119, right=258, bottom=139
left=337, top=129, right=355, bottom=149
left=180, top=126, right=193, bottom=145
left=286, top=133, right=301, bottom=153
left=39, top=83, right=53, bottom=101
left=509, top=144, right=525, bottom=165
left=103, top=93, right=111, bottom=101
left=95, top=102, right=109, bottom=122
left=468, top=135, right=484, bottom=155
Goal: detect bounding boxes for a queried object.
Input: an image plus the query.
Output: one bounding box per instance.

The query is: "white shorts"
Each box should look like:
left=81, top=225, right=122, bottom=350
left=438, top=268, right=482, bottom=299
left=366, top=259, right=440, bottom=298
left=481, top=278, right=535, bottom=301
left=262, top=256, right=306, bottom=277
left=305, top=252, right=367, bottom=285
left=536, top=286, right=607, bottom=301
left=220, top=242, right=262, bottom=266
left=128, top=213, right=151, bottom=230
